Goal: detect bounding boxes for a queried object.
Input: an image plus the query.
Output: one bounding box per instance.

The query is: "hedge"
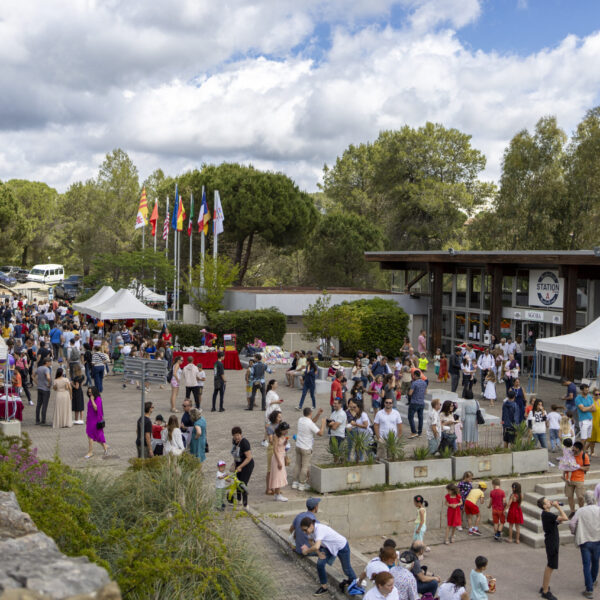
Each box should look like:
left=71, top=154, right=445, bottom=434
left=169, top=307, right=286, bottom=348
left=338, top=298, right=409, bottom=358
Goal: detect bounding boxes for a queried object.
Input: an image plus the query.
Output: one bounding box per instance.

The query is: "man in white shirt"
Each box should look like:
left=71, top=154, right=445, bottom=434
left=569, top=491, right=600, bottom=598
left=477, top=348, right=495, bottom=395
left=79, top=323, right=90, bottom=346
left=373, top=398, right=403, bottom=459
left=425, top=399, right=441, bottom=455
left=293, top=407, right=326, bottom=491
left=300, top=519, right=362, bottom=596
left=328, top=398, right=347, bottom=453
left=182, top=356, right=205, bottom=408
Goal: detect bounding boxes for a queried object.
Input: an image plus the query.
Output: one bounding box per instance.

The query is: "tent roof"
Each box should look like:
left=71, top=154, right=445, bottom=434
left=536, top=317, right=600, bottom=361
left=85, top=288, right=165, bottom=320
left=129, top=280, right=166, bottom=303
left=72, top=286, right=116, bottom=313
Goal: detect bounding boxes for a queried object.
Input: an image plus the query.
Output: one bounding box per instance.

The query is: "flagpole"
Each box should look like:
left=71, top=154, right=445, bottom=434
left=165, top=196, right=169, bottom=257
left=200, top=231, right=205, bottom=288
left=177, top=227, right=181, bottom=319
left=189, top=193, right=193, bottom=286
left=153, top=202, right=157, bottom=292
left=142, top=225, right=145, bottom=250
left=173, top=229, right=178, bottom=321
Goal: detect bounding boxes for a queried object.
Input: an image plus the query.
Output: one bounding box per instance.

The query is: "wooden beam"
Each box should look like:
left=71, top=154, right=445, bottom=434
left=404, top=271, right=427, bottom=293
left=430, top=264, right=443, bottom=352
left=561, top=265, right=578, bottom=380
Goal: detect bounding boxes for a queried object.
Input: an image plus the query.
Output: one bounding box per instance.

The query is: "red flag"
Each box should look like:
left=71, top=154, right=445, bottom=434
left=149, top=200, right=159, bottom=237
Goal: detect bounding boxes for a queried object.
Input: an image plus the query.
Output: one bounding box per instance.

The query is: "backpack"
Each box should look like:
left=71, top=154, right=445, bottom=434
left=70, top=348, right=81, bottom=363
left=166, top=368, right=173, bottom=383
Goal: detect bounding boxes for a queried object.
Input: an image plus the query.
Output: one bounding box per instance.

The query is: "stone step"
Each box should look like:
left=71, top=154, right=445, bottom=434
left=503, top=524, right=573, bottom=549
left=534, top=478, right=600, bottom=497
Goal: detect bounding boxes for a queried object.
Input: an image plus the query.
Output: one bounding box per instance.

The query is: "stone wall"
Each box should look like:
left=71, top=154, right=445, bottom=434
left=0, top=492, right=120, bottom=600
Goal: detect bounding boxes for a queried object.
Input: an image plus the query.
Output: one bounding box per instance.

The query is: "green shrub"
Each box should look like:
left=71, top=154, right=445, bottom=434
left=169, top=323, right=206, bottom=346
left=337, top=298, right=409, bottom=357
left=412, top=446, right=430, bottom=460
left=209, top=308, right=286, bottom=348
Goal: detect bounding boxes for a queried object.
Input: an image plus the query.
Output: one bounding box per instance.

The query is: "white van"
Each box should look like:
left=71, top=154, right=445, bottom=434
left=27, top=264, right=65, bottom=285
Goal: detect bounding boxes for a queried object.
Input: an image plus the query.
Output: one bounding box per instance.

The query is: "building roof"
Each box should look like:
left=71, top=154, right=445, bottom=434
left=227, top=286, right=394, bottom=295
left=365, top=250, right=600, bottom=275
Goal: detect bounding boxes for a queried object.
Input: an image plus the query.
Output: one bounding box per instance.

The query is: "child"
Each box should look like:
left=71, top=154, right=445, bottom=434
left=438, top=353, right=449, bottom=382
left=215, top=460, right=230, bottom=511
left=470, top=555, right=495, bottom=599
left=368, top=374, right=384, bottom=414
left=454, top=413, right=463, bottom=451
left=444, top=483, right=462, bottom=544
left=465, top=481, right=487, bottom=535
left=245, top=358, right=255, bottom=410
left=488, top=478, right=506, bottom=541
left=547, top=404, right=562, bottom=452
left=558, top=437, right=579, bottom=472
left=418, top=352, right=429, bottom=373
left=506, top=482, right=523, bottom=544
left=457, top=471, right=474, bottom=531
left=152, top=414, right=165, bottom=456
left=401, top=360, right=412, bottom=399
left=537, top=497, right=569, bottom=600
left=412, top=495, right=429, bottom=550
left=433, top=348, right=441, bottom=377
left=394, top=357, right=402, bottom=379
left=559, top=412, right=575, bottom=445
left=483, top=371, right=497, bottom=407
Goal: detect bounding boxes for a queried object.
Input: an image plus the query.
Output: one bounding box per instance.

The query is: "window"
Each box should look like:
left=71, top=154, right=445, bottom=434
left=516, top=271, right=529, bottom=306
left=469, top=272, right=481, bottom=308
left=442, top=274, right=453, bottom=306
left=455, top=273, right=467, bottom=307
left=502, top=276, right=513, bottom=307
left=442, top=310, right=452, bottom=337
left=455, top=312, right=466, bottom=340
left=483, top=275, right=491, bottom=310
left=577, top=279, right=588, bottom=312
left=468, top=313, right=481, bottom=341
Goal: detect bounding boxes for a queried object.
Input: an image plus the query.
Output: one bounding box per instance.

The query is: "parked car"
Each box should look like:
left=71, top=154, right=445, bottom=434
left=0, top=271, right=17, bottom=287
left=0, top=266, right=28, bottom=283
left=54, top=281, right=81, bottom=300
left=64, top=274, right=83, bottom=285
left=27, top=264, right=64, bottom=284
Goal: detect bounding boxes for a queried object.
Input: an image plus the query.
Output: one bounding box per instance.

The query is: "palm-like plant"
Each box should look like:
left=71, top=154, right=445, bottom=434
left=383, top=431, right=406, bottom=461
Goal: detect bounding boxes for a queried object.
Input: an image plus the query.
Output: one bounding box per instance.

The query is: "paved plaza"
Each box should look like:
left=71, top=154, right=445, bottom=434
left=15, top=362, right=600, bottom=599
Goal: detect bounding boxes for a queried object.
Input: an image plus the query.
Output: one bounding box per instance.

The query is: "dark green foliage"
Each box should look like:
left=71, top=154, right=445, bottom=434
left=169, top=308, right=286, bottom=348
left=338, top=298, right=409, bottom=358
left=209, top=308, right=286, bottom=348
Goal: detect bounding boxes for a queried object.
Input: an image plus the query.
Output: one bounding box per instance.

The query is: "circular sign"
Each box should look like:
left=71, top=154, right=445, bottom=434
left=536, top=271, right=560, bottom=306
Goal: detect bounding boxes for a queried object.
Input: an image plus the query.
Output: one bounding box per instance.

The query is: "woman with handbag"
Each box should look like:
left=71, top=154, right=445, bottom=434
left=189, top=407, right=207, bottom=462
left=84, top=386, right=109, bottom=458
left=269, top=421, right=290, bottom=502
left=462, top=389, right=479, bottom=448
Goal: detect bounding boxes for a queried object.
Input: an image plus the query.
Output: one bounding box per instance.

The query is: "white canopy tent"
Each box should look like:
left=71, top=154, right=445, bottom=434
left=536, top=317, right=600, bottom=361
left=84, top=288, right=165, bottom=320
left=73, top=286, right=116, bottom=314
left=128, top=280, right=166, bottom=303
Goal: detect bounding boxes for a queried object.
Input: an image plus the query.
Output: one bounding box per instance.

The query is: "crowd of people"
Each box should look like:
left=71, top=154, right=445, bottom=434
left=3, top=296, right=600, bottom=599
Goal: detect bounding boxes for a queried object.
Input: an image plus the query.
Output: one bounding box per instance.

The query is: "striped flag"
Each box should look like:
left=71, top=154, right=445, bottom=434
left=197, top=186, right=210, bottom=234
left=135, top=187, right=148, bottom=229
left=187, top=193, right=194, bottom=237
left=162, top=200, right=169, bottom=241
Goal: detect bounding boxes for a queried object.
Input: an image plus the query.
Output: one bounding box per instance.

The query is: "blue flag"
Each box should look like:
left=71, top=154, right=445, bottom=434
left=171, top=183, right=179, bottom=230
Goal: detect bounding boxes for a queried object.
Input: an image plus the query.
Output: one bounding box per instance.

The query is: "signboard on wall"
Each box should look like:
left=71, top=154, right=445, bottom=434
left=529, top=270, right=564, bottom=309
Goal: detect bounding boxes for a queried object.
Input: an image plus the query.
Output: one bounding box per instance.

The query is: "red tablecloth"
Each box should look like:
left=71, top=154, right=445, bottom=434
left=174, top=350, right=243, bottom=370
left=0, top=398, right=23, bottom=421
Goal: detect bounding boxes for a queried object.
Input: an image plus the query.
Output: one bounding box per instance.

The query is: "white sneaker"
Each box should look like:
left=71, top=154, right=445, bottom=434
left=292, top=481, right=299, bottom=489
left=275, top=494, right=288, bottom=502
left=28, top=401, right=34, bottom=406
left=299, top=483, right=310, bottom=491
left=457, top=526, right=463, bottom=531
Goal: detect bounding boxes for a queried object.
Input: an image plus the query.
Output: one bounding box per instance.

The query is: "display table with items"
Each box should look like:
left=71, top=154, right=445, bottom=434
left=0, top=392, right=23, bottom=421
left=174, top=349, right=243, bottom=370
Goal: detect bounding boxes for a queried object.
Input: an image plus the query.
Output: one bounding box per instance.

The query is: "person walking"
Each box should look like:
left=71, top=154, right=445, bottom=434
left=84, top=386, right=109, bottom=458
left=91, top=345, right=109, bottom=393
left=182, top=356, right=205, bottom=409
left=297, top=356, right=318, bottom=410
left=477, top=348, right=494, bottom=396
left=168, top=355, right=183, bottom=413
left=71, top=363, right=85, bottom=425
left=249, top=353, right=270, bottom=410
left=569, top=490, right=600, bottom=598
left=269, top=421, right=290, bottom=502
left=407, top=370, right=427, bottom=438
left=449, top=347, right=462, bottom=394
left=230, top=426, right=254, bottom=508
left=189, top=407, right=207, bottom=462
left=292, top=407, right=325, bottom=491
left=211, top=351, right=226, bottom=412
left=52, top=367, right=72, bottom=429
left=373, top=397, right=403, bottom=457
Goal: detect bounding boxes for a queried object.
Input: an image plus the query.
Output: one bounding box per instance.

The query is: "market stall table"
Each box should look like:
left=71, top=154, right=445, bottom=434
left=173, top=350, right=243, bottom=370
left=0, top=396, right=23, bottom=421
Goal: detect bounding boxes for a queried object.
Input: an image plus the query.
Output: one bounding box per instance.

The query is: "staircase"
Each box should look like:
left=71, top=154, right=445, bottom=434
left=493, top=475, right=600, bottom=548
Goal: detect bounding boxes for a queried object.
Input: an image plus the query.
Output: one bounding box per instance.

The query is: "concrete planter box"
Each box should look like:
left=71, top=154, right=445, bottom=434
left=452, top=453, right=513, bottom=479
left=512, top=448, right=548, bottom=474
left=310, top=463, right=386, bottom=493
left=382, top=458, right=452, bottom=485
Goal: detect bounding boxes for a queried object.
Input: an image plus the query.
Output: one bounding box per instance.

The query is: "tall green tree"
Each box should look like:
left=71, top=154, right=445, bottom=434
left=0, top=182, right=23, bottom=262
left=306, top=211, right=385, bottom=287
left=468, top=116, right=567, bottom=249
left=322, top=123, right=493, bottom=249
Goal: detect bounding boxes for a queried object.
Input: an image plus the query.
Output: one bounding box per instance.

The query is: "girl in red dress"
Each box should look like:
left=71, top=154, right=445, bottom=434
left=506, top=481, right=524, bottom=543
left=438, top=353, right=449, bottom=382
left=444, top=483, right=462, bottom=544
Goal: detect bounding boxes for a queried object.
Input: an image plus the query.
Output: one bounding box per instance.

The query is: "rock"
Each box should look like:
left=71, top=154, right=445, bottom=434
left=0, top=492, right=38, bottom=541
left=0, top=494, right=121, bottom=600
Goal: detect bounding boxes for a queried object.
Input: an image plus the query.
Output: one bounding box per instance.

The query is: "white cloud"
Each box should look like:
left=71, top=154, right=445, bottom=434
left=0, top=0, right=600, bottom=194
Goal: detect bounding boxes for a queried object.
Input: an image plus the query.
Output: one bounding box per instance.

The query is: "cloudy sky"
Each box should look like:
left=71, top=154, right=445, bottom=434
left=1, top=0, right=600, bottom=193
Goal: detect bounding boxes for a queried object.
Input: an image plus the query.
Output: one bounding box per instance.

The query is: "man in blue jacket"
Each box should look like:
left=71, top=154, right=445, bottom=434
left=501, top=390, right=517, bottom=448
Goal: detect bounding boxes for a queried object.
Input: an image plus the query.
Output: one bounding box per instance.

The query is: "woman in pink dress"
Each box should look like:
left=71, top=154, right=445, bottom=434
left=269, top=422, right=290, bottom=502
left=84, top=386, right=109, bottom=459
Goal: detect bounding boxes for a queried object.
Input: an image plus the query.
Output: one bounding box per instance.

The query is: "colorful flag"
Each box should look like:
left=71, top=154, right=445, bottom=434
left=177, top=195, right=186, bottom=232
left=135, top=187, right=148, bottom=229
left=149, top=200, right=159, bottom=237
left=187, top=193, right=194, bottom=237
left=171, top=184, right=179, bottom=230
left=213, top=190, right=224, bottom=235
left=162, top=210, right=169, bottom=241
left=197, top=186, right=211, bottom=235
